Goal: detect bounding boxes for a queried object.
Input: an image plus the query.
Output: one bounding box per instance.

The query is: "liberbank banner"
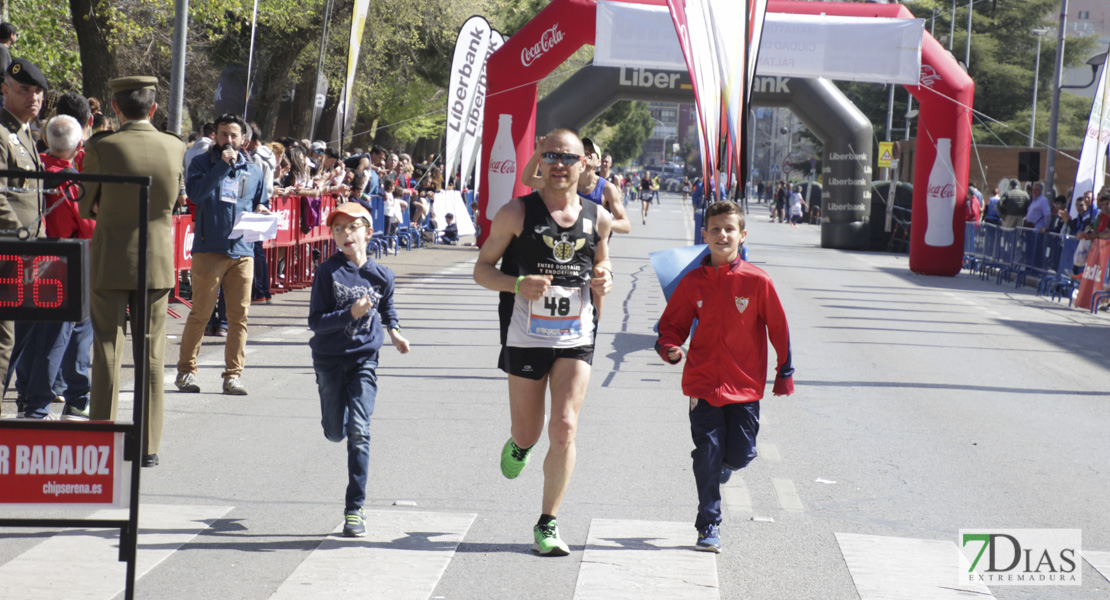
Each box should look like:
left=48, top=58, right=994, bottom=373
left=595, top=3, right=923, bottom=85
left=0, top=428, right=128, bottom=508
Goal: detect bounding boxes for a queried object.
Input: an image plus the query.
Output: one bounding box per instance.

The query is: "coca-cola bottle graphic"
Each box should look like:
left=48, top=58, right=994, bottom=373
left=486, top=114, right=517, bottom=220
left=924, top=138, right=956, bottom=247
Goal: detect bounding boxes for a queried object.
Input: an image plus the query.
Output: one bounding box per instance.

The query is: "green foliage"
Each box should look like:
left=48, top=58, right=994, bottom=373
left=599, top=101, right=653, bottom=165
left=10, top=0, right=82, bottom=91
left=487, top=0, right=550, bottom=37
left=901, top=0, right=1098, bottom=144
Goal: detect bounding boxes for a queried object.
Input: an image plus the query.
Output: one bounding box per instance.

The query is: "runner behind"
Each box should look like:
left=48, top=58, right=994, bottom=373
left=639, top=173, right=654, bottom=224
left=474, top=129, right=614, bottom=556
left=307, top=202, right=411, bottom=537
left=654, top=200, right=794, bottom=553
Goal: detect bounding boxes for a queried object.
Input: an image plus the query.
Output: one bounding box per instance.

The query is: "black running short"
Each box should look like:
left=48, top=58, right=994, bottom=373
left=498, top=345, right=595, bottom=380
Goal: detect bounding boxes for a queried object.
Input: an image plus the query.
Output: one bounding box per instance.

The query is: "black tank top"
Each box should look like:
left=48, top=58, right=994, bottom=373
left=498, top=193, right=600, bottom=347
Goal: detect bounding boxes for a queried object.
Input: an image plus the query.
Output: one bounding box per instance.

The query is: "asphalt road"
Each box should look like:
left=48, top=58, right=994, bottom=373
left=2, top=191, right=1109, bottom=600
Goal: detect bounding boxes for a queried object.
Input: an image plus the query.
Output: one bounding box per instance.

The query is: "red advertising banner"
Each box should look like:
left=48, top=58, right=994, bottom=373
left=0, top=428, right=127, bottom=507
left=266, top=194, right=298, bottom=249
left=1075, top=239, right=1110, bottom=310
left=173, top=215, right=194, bottom=271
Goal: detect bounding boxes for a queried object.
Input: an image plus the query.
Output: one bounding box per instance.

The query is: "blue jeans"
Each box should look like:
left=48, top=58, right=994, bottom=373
left=12, top=318, right=93, bottom=417
left=314, top=356, right=379, bottom=511
left=689, top=399, right=760, bottom=529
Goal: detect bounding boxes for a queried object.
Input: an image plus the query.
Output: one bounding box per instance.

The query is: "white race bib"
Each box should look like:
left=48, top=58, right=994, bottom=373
left=528, top=286, right=584, bottom=337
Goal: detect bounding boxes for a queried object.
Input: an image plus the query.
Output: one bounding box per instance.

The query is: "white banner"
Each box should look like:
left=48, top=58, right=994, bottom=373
left=1071, top=48, right=1110, bottom=217
left=445, top=17, right=492, bottom=182
left=460, top=30, right=505, bottom=190
left=596, top=3, right=923, bottom=85
left=432, top=190, right=476, bottom=236
left=334, top=0, right=371, bottom=144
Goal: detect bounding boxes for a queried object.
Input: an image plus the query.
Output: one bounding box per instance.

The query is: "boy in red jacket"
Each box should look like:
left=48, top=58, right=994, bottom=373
left=655, top=200, right=794, bottom=552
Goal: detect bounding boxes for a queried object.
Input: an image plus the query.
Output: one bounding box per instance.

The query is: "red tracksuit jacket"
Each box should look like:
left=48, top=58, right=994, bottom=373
left=656, top=254, right=794, bottom=405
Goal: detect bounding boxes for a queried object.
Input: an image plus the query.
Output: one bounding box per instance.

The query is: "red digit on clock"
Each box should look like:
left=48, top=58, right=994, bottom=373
left=0, top=254, right=24, bottom=307
left=32, top=256, right=64, bottom=308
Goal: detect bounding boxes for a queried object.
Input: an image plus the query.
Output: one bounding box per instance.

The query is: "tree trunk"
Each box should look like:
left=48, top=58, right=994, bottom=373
left=69, top=0, right=117, bottom=104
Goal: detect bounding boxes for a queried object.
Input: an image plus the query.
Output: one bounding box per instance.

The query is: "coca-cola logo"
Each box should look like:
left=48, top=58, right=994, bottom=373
left=928, top=183, right=955, bottom=198
left=489, top=159, right=516, bottom=174
left=521, top=24, right=564, bottom=67
left=919, top=65, right=942, bottom=88
left=277, top=209, right=291, bottom=232
left=183, top=225, right=194, bottom=261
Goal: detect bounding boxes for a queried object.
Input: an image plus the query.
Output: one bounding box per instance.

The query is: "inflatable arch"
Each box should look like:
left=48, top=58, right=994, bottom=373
left=536, top=66, right=874, bottom=249
left=479, top=0, right=973, bottom=275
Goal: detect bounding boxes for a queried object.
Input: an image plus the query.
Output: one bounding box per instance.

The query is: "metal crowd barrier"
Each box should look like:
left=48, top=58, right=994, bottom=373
left=962, top=223, right=1087, bottom=304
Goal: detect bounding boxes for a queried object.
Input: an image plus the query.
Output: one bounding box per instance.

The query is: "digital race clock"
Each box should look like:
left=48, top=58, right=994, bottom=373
left=0, top=238, right=89, bottom=322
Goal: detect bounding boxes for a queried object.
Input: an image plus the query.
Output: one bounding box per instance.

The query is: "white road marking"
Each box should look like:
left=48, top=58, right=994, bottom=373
left=268, top=509, right=475, bottom=600
left=758, top=442, right=781, bottom=461
left=771, top=478, right=804, bottom=512
left=1083, top=550, right=1110, bottom=583
left=0, top=504, right=232, bottom=600
left=836, top=532, right=994, bottom=599
left=721, top=474, right=752, bottom=514
left=573, top=519, right=718, bottom=600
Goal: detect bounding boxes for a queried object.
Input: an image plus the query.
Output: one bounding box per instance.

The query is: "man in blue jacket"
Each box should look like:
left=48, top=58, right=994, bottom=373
left=176, top=113, right=270, bottom=395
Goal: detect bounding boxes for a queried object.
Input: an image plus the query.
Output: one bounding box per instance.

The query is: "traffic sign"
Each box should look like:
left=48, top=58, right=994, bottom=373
left=769, top=164, right=781, bottom=174
left=878, top=142, right=894, bottom=168
left=782, top=163, right=792, bottom=175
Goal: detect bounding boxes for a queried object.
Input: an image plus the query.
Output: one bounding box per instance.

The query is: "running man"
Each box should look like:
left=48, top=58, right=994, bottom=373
left=474, top=129, right=614, bottom=556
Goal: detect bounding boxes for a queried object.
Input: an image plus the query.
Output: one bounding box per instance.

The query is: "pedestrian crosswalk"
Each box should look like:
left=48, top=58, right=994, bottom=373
left=0, top=504, right=232, bottom=600
left=268, top=509, right=475, bottom=600
left=4, top=504, right=1106, bottom=598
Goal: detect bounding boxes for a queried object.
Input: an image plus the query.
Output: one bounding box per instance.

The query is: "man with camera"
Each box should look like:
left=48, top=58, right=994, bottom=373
left=175, top=113, right=270, bottom=397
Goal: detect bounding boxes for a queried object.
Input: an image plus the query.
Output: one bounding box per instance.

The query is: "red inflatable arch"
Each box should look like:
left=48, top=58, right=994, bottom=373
left=478, top=0, right=973, bottom=276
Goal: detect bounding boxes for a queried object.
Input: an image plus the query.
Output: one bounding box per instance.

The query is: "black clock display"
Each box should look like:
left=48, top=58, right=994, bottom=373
left=0, top=239, right=89, bottom=321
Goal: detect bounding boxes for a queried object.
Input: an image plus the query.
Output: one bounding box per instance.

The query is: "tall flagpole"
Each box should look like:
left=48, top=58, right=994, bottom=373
left=244, top=0, right=260, bottom=119
left=308, top=0, right=335, bottom=141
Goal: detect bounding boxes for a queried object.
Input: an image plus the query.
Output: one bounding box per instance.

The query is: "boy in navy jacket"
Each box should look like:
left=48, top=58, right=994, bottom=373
left=308, top=202, right=410, bottom=537
left=655, top=201, right=794, bottom=553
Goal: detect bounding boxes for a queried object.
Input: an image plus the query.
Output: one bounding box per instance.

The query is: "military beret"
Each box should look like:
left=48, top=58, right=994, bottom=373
left=6, top=58, right=47, bottom=90
left=108, top=76, right=158, bottom=94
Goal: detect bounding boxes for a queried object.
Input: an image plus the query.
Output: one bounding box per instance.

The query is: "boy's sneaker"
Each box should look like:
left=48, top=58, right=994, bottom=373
left=222, top=377, right=248, bottom=396
left=696, top=523, right=722, bottom=553
left=532, top=521, right=570, bottom=556
left=61, top=405, right=90, bottom=421
left=500, top=438, right=531, bottom=479
left=719, top=466, right=734, bottom=485
left=342, top=508, right=366, bottom=537
left=175, top=372, right=201, bottom=393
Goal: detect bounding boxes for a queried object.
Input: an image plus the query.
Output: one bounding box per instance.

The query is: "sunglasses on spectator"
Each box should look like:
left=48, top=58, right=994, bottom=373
left=540, top=152, right=581, bottom=165
left=330, top=222, right=367, bottom=235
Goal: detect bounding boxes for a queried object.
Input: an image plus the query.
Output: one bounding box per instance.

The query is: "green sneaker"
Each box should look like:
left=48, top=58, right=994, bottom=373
left=532, top=521, right=570, bottom=556
left=500, top=438, right=531, bottom=479
left=342, top=508, right=366, bottom=537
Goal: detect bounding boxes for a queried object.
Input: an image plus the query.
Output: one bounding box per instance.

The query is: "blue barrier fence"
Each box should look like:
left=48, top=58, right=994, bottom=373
left=962, top=222, right=1086, bottom=304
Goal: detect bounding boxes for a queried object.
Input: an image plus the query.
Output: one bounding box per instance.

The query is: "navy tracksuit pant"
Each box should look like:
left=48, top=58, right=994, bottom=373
left=690, top=398, right=760, bottom=529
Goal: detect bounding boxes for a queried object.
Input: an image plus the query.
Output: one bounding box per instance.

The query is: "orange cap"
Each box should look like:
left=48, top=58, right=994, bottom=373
left=326, top=202, right=372, bottom=228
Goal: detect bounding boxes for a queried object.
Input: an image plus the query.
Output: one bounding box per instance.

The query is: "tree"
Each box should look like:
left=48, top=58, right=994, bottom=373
left=586, top=101, right=653, bottom=166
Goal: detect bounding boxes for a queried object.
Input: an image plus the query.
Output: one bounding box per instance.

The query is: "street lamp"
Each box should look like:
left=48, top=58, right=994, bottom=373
left=1029, top=27, right=1049, bottom=147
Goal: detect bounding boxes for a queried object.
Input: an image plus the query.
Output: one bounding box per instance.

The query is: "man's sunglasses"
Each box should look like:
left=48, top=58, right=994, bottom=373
left=540, top=152, right=581, bottom=165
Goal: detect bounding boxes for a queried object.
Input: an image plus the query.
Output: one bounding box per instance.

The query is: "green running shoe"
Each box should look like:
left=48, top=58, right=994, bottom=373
left=500, top=438, right=531, bottom=479
left=532, top=521, right=570, bottom=556
left=342, top=508, right=366, bottom=538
